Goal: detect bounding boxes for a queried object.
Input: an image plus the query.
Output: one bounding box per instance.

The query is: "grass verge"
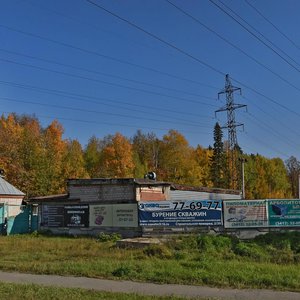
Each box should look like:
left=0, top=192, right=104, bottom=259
left=0, top=232, right=299, bottom=291
left=0, top=282, right=211, bottom=300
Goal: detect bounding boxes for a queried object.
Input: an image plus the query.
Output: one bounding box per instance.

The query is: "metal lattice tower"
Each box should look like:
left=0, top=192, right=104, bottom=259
left=215, top=74, right=247, bottom=189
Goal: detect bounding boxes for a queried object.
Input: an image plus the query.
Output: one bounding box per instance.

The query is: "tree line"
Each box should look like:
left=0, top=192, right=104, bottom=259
left=0, top=113, right=297, bottom=199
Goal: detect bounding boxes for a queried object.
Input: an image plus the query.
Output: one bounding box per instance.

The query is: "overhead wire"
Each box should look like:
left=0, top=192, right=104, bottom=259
left=85, top=0, right=225, bottom=77
left=84, top=0, right=300, bottom=121
left=216, top=0, right=300, bottom=69
left=0, top=24, right=217, bottom=90
left=0, top=48, right=218, bottom=100
left=165, top=0, right=300, bottom=94
left=0, top=96, right=213, bottom=128
left=0, top=110, right=210, bottom=135
left=208, top=0, right=300, bottom=73
left=0, top=79, right=214, bottom=120
left=244, top=0, right=300, bottom=52
left=0, top=57, right=217, bottom=107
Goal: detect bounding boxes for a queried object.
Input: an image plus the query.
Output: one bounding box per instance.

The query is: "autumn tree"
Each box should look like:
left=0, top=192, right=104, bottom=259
left=285, top=156, right=300, bottom=198
left=132, top=130, right=160, bottom=177
left=158, top=130, right=202, bottom=185
left=244, top=154, right=291, bottom=199
left=99, top=133, right=135, bottom=177
left=62, top=139, right=89, bottom=179
left=194, top=145, right=213, bottom=187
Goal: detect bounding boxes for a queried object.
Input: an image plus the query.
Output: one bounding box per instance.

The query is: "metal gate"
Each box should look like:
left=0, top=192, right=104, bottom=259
left=0, top=204, right=37, bottom=235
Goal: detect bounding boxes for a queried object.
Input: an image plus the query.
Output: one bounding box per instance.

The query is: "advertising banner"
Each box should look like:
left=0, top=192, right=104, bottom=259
left=113, top=204, right=138, bottom=227
left=138, top=200, right=222, bottom=226
left=268, top=199, right=300, bottom=227
left=89, top=205, right=113, bottom=227
left=89, top=204, right=138, bottom=227
left=223, top=200, right=267, bottom=228
left=64, top=205, right=89, bottom=227
left=41, top=205, right=64, bottom=227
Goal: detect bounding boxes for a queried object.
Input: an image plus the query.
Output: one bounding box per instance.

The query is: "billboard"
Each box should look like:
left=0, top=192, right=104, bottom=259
left=89, top=204, right=138, bottom=227
left=223, top=200, right=267, bottom=228
left=138, top=200, right=222, bottom=226
left=268, top=199, right=300, bottom=227
left=41, top=205, right=64, bottom=227
left=64, top=205, right=89, bottom=228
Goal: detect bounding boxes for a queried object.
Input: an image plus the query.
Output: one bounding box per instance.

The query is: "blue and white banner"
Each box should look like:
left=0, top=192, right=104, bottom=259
left=138, top=200, right=222, bottom=226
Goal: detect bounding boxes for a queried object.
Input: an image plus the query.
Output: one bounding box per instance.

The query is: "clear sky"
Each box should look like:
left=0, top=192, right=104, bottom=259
left=1, top=0, right=300, bottom=161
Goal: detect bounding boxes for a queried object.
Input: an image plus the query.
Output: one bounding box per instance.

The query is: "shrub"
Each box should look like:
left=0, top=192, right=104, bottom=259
left=97, top=232, right=121, bottom=243
left=112, top=265, right=131, bottom=277
left=233, top=242, right=268, bottom=261
left=143, top=245, right=172, bottom=259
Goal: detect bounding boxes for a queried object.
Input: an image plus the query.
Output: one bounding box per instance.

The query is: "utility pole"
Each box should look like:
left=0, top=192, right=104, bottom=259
left=216, top=74, right=247, bottom=190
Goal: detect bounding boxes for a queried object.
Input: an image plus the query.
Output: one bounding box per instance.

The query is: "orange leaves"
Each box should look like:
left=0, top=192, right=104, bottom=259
left=100, top=133, right=134, bottom=178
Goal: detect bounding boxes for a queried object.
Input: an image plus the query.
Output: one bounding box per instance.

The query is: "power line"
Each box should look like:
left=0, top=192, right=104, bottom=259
left=243, top=131, right=290, bottom=158
left=0, top=79, right=213, bottom=120
left=84, top=0, right=300, bottom=120
left=85, top=0, right=225, bottom=77
left=0, top=48, right=217, bottom=99
left=0, top=96, right=213, bottom=128
left=0, top=24, right=217, bottom=90
left=0, top=110, right=210, bottom=135
left=217, top=0, right=300, bottom=69
left=208, top=0, right=300, bottom=74
left=242, top=95, right=300, bottom=141
left=244, top=0, right=300, bottom=52
left=165, top=0, right=300, bottom=94
left=3, top=2, right=299, bottom=131
left=0, top=57, right=217, bottom=107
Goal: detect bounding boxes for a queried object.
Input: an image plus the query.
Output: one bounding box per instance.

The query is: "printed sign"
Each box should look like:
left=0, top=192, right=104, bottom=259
left=89, top=204, right=138, bottom=227
left=64, top=205, right=89, bottom=227
left=113, top=204, right=138, bottom=227
left=268, top=199, right=300, bottom=227
left=223, top=200, right=267, bottom=228
left=89, top=205, right=113, bottom=227
left=41, top=205, right=64, bottom=227
left=138, top=200, right=222, bottom=226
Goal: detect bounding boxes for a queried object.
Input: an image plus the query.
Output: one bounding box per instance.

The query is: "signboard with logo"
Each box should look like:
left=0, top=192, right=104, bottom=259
left=223, top=200, right=267, bottom=228
left=64, top=205, right=89, bottom=227
left=138, top=200, right=222, bottom=226
left=89, top=204, right=138, bottom=227
left=268, top=199, right=300, bottom=227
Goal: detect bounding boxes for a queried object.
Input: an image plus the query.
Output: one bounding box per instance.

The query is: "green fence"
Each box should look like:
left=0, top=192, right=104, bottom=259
left=0, top=204, right=37, bottom=235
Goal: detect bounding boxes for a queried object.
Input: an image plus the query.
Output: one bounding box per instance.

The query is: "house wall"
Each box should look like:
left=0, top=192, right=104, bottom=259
left=68, top=183, right=135, bottom=203
left=0, top=196, right=24, bottom=216
left=136, top=186, right=170, bottom=201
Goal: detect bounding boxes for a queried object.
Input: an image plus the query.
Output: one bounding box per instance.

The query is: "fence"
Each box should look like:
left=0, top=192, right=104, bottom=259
left=0, top=204, right=38, bottom=235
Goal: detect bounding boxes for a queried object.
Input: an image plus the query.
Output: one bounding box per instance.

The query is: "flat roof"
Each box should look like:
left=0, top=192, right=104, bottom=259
left=171, top=184, right=241, bottom=195
left=67, top=178, right=170, bottom=186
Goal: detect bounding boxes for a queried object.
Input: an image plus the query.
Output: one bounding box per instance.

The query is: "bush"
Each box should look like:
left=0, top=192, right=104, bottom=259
left=143, top=245, right=172, bottom=259
left=112, top=265, right=131, bottom=277
left=233, top=242, right=268, bottom=262
left=97, top=232, right=121, bottom=243
left=197, top=234, right=234, bottom=253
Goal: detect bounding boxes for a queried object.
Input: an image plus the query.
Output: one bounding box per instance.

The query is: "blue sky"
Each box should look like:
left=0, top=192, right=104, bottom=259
left=1, top=0, right=300, bottom=161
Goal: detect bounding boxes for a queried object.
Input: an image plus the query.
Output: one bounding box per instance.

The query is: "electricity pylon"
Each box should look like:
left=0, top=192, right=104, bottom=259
left=215, top=74, right=247, bottom=190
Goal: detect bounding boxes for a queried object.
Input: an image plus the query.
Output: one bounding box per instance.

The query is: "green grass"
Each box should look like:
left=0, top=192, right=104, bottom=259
left=0, top=282, right=210, bottom=300
left=0, top=232, right=300, bottom=291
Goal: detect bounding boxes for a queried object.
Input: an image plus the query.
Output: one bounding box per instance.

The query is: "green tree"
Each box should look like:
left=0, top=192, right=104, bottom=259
left=210, top=123, right=227, bottom=188
left=62, top=139, right=89, bottom=179
left=84, top=136, right=102, bottom=177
